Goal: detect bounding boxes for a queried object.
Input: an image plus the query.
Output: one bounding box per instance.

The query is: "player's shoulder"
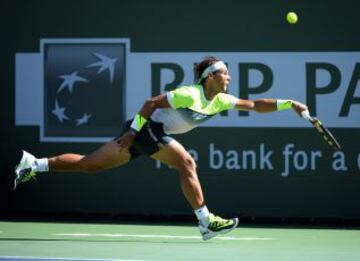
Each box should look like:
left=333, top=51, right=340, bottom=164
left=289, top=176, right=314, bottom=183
left=173, top=84, right=201, bottom=91
left=167, top=84, right=201, bottom=108
left=171, top=84, right=202, bottom=95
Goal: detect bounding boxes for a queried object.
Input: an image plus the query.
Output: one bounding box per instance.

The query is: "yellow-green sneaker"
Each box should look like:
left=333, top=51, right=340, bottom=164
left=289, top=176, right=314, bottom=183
left=199, top=214, right=239, bottom=240
left=14, top=150, right=37, bottom=190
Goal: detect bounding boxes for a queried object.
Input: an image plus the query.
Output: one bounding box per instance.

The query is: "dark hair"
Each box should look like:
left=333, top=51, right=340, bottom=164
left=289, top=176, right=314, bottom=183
left=194, top=56, right=220, bottom=85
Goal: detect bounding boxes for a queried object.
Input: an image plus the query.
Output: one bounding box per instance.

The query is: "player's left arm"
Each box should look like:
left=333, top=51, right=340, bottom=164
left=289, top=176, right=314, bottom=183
left=234, top=98, right=308, bottom=116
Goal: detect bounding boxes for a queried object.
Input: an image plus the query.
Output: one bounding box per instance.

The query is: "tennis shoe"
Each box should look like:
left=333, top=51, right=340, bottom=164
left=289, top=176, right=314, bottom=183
left=199, top=213, right=239, bottom=240
left=14, top=150, right=37, bottom=190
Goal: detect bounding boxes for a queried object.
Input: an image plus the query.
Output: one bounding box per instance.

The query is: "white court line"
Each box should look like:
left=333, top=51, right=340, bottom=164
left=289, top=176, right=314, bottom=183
left=53, top=233, right=276, bottom=241
left=0, top=256, right=150, bottom=261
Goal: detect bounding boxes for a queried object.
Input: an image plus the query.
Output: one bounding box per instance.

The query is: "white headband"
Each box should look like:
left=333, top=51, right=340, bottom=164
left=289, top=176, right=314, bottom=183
left=200, top=61, right=227, bottom=80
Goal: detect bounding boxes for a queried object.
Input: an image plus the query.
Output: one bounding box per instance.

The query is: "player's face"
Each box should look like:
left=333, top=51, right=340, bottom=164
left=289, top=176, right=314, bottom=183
left=212, top=68, right=231, bottom=93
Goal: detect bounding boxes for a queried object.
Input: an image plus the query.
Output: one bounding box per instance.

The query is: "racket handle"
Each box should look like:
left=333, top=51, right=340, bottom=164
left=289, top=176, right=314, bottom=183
left=301, top=110, right=311, bottom=120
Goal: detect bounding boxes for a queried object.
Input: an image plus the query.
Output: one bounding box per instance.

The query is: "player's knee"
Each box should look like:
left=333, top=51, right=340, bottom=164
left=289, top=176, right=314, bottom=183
left=177, top=156, right=197, bottom=173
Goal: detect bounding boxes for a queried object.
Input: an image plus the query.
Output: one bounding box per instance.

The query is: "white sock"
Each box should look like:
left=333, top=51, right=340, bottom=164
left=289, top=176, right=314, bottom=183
left=194, top=205, right=210, bottom=227
left=33, top=158, right=49, bottom=172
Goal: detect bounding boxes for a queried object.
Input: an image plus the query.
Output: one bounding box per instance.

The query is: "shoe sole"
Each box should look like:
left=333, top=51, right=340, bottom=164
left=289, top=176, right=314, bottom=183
left=13, top=151, right=27, bottom=190
left=15, top=150, right=27, bottom=174
left=201, top=217, right=239, bottom=240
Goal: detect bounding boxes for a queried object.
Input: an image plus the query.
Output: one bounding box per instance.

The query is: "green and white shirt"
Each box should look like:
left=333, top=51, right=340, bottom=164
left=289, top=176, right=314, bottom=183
left=151, top=84, right=237, bottom=134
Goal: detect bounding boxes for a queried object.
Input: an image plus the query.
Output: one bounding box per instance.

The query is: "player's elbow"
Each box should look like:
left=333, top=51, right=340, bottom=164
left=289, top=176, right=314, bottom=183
left=143, top=94, right=169, bottom=111
left=144, top=98, right=157, bottom=110
left=245, top=100, right=256, bottom=112
left=235, top=100, right=256, bottom=111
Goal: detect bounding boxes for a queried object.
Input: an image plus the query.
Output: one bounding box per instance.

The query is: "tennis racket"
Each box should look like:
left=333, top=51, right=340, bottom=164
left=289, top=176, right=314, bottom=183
left=301, top=111, right=342, bottom=151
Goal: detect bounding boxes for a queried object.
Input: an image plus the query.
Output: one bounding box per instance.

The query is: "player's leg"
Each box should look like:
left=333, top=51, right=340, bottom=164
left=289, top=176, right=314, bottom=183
left=150, top=139, right=203, bottom=209
left=14, top=139, right=132, bottom=190
left=14, top=120, right=137, bottom=189
left=49, top=139, right=131, bottom=173
left=150, top=139, right=238, bottom=240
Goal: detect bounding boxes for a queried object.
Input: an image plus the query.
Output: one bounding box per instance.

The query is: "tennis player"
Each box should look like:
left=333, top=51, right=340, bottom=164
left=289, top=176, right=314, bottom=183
left=14, top=56, right=308, bottom=240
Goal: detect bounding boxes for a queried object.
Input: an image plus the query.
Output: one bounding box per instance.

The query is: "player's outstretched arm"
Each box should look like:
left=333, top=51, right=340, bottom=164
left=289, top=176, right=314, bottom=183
left=234, top=98, right=308, bottom=115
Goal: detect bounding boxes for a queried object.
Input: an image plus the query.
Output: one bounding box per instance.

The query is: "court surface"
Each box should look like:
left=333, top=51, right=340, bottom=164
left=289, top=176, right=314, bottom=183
left=0, top=221, right=359, bottom=261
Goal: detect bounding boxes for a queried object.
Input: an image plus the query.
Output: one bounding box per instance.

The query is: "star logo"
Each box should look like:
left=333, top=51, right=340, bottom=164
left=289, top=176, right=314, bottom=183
left=57, top=71, right=89, bottom=94
left=86, top=52, right=118, bottom=84
left=75, top=113, right=92, bottom=126
left=52, top=99, right=69, bottom=123
left=40, top=40, right=128, bottom=142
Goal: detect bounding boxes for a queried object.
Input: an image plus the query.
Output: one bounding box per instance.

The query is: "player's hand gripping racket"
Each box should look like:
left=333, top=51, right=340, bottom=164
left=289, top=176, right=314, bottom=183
left=301, top=111, right=342, bottom=151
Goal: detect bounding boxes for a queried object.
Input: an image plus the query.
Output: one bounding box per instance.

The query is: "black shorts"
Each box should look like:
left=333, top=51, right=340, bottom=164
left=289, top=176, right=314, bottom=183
left=115, top=120, right=173, bottom=160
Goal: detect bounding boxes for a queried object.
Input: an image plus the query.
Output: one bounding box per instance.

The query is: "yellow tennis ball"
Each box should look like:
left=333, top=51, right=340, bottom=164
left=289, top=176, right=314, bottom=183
left=286, top=12, right=298, bottom=24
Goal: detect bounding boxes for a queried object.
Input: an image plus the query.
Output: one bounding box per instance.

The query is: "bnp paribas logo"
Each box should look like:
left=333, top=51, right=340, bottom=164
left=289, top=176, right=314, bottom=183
left=16, top=38, right=129, bottom=142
